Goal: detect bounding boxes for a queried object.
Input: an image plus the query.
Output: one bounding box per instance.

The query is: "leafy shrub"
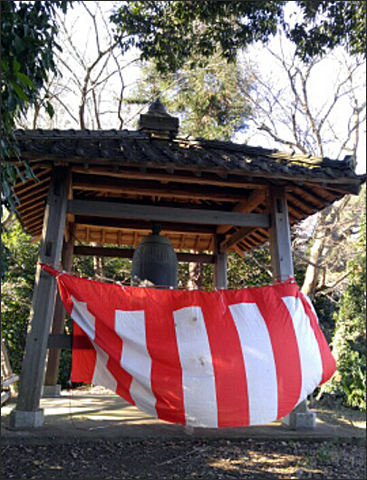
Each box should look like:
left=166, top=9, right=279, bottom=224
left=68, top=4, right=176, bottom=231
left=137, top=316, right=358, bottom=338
left=323, top=215, right=366, bottom=410
left=1, top=220, right=39, bottom=374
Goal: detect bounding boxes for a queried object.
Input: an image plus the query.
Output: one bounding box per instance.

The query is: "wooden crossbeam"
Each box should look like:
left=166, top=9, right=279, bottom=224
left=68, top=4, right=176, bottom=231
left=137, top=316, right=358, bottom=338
left=74, top=246, right=216, bottom=264
left=71, top=166, right=269, bottom=189
left=217, top=189, right=266, bottom=234
left=47, top=334, right=91, bottom=349
left=68, top=199, right=270, bottom=228
left=220, top=227, right=256, bottom=252
left=74, top=215, right=215, bottom=235
left=72, top=173, right=257, bottom=203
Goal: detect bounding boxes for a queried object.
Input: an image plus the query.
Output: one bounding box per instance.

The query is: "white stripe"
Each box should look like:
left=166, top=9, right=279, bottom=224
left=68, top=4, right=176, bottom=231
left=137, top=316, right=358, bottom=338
left=115, top=310, right=157, bottom=417
left=71, top=297, right=117, bottom=392
left=282, top=297, right=323, bottom=404
left=229, top=303, right=278, bottom=425
left=302, top=293, right=319, bottom=323
left=91, top=341, right=118, bottom=392
left=173, top=306, right=218, bottom=427
left=71, top=296, right=96, bottom=340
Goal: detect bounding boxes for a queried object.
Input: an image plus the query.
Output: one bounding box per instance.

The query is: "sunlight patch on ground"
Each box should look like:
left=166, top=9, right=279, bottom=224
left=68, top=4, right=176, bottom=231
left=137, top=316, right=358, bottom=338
left=208, top=449, right=324, bottom=478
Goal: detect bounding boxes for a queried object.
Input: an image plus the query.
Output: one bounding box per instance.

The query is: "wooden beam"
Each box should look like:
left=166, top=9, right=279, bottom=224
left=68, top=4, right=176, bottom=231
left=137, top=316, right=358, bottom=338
left=12, top=167, right=70, bottom=419
left=217, top=189, right=267, bottom=234
left=232, top=244, right=246, bottom=258
left=268, top=185, right=294, bottom=281
left=286, top=202, right=307, bottom=220
left=306, top=181, right=362, bottom=196
left=72, top=166, right=268, bottom=190
left=48, top=334, right=72, bottom=349
left=47, top=334, right=92, bottom=349
left=72, top=173, right=257, bottom=203
left=220, top=227, right=256, bottom=252
left=291, top=186, right=326, bottom=208
left=13, top=173, right=51, bottom=197
left=44, top=224, right=76, bottom=388
left=16, top=186, right=49, bottom=209
left=74, top=245, right=216, bottom=264
left=287, top=193, right=316, bottom=215
left=17, top=199, right=47, bottom=219
left=214, top=235, right=228, bottom=289
left=68, top=199, right=270, bottom=228
left=74, top=215, right=216, bottom=235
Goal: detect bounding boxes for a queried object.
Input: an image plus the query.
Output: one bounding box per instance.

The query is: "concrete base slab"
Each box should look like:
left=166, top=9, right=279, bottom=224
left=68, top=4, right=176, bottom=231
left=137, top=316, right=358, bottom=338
left=9, top=409, right=44, bottom=429
left=42, top=385, right=62, bottom=397
left=282, top=412, right=317, bottom=430
left=2, top=394, right=365, bottom=444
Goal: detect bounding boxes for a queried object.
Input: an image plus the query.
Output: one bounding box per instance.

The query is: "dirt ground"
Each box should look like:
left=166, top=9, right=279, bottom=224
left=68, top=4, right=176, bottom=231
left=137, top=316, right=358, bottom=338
left=1, top=437, right=365, bottom=479
left=2, top=390, right=365, bottom=479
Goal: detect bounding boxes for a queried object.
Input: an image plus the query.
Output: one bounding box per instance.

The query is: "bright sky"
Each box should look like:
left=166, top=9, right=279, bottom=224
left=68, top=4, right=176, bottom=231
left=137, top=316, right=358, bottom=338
left=242, top=40, right=366, bottom=174
left=31, top=1, right=366, bottom=174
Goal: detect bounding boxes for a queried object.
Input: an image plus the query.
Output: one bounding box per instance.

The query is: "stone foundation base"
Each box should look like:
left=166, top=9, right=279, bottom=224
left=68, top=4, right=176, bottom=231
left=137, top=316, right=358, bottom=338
left=9, top=409, right=44, bottom=429
left=42, top=384, right=62, bottom=397
left=282, top=411, right=317, bottom=429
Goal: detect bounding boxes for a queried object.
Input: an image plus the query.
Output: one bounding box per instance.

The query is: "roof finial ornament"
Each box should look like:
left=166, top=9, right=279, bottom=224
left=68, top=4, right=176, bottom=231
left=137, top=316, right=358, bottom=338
left=148, top=98, right=168, bottom=116
left=139, top=98, right=179, bottom=139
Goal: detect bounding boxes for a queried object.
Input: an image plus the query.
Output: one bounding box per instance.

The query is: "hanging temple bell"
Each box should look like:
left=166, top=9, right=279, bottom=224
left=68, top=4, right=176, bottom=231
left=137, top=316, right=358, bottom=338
left=131, top=224, right=178, bottom=288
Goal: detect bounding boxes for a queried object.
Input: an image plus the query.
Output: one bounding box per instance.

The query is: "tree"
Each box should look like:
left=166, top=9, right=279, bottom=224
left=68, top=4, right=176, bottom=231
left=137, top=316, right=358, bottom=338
left=243, top=40, right=366, bottom=407
left=245, top=46, right=366, bottom=161
left=319, top=196, right=366, bottom=410
left=1, top=219, right=39, bottom=374
left=128, top=52, right=254, bottom=140
left=110, top=1, right=366, bottom=73
left=1, top=1, right=73, bottom=209
left=241, top=42, right=366, bottom=300
left=128, top=52, right=271, bottom=288
left=27, top=2, right=142, bottom=131
left=23, top=2, right=140, bottom=131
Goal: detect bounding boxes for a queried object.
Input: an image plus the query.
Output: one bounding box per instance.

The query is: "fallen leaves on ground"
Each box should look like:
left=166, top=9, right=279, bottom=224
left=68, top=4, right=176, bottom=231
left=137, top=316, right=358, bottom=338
left=1, top=438, right=365, bottom=479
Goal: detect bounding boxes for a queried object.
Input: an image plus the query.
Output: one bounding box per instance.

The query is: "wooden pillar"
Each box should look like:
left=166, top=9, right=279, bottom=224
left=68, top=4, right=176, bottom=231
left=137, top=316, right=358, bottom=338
left=268, top=185, right=316, bottom=429
left=214, top=235, right=228, bottom=289
left=10, top=167, right=70, bottom=428
left=268, top=185, right=294, bottom=281
left=43, top=223, right=75, bottom=396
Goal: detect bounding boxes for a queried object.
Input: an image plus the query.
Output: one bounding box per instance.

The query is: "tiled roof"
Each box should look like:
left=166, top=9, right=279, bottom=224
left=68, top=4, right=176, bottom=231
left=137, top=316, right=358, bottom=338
left=12, top=129, right=364, bottom=186
left=6, top=129, right=366, bottom=253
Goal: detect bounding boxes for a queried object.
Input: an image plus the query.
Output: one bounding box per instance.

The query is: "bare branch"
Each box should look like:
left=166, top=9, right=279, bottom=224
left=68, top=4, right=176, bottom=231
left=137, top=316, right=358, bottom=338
left=257, top=123, right=308, bottom=153
left=317, top=269, right=355, bottom=295
left=81, top=1, right=101, bottom=54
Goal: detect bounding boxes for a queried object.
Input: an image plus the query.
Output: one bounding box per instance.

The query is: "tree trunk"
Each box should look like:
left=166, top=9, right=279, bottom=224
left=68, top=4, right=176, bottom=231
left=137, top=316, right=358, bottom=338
left=188, top=251, right=203, bottom=289
left=301, top=209, right=329, bottom=299
left=92, top=242, right=105, bottom=278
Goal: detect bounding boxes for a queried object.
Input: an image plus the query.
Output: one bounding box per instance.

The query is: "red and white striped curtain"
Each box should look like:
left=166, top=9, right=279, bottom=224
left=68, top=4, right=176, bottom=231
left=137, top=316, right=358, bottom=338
left=45, top=266, right=336, bottom=428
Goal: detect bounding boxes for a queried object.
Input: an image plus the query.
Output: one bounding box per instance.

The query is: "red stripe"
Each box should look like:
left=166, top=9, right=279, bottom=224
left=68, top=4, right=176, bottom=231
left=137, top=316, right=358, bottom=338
left=64, top=277, right=135, bottom=402
left=249, top=286, right=302, bottom=419
left=71, top=322, right=96, bottom=383
left=200, top=291, right=250, bottom=427
left=144, top=290, right=185, bottom=424
left=106, top=356, right=134, bottom=405
left=300, top=294, right=336, bottom=384
left=92, top=283, right=136, bottom=404
left=58, top=275, right=97, bottom=384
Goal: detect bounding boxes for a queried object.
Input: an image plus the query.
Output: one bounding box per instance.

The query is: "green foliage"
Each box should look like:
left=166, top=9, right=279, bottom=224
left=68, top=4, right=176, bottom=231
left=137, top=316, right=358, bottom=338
left=312, top=293, right=338, bottom=344
left=111, top=1, right=286, bottom=73
left=111, top=1, right=366, bottom=73
left=1, top=1, right=72, bottom=210
left=227, top=249, right=272, bottom=288
left=131, top=53, right=254, bottom=140
left=293, top=1, right=366, bottom=59
left=1, top=219, right=39, bottom=374
left=326, top=208, right=366, bottom=410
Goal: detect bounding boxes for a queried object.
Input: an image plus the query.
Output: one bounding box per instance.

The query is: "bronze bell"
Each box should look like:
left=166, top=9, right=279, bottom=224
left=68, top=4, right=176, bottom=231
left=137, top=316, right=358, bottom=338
left=131, top=224, right=178, bottom=288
